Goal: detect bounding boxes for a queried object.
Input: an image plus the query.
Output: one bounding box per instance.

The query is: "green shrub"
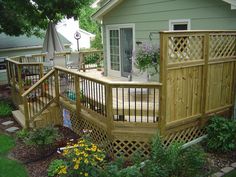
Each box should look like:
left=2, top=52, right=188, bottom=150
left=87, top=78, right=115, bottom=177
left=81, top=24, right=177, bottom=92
left=206, top=116, right=236, bottom=152
left=142, top=134, right=206, bottom=177
left=16, top=129, right=29, bottom=140
left=48, top=159, right=67, bottom=177
left=0, top=101, right=13, bottom=117
left=21, top=126, right=61, bottom=148
left=84, top=54, right=100, bottom=64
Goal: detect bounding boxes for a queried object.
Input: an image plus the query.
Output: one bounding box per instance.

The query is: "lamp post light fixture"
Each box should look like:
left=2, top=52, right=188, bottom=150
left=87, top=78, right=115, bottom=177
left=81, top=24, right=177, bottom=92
left=74, top=31, right=81, bottom=51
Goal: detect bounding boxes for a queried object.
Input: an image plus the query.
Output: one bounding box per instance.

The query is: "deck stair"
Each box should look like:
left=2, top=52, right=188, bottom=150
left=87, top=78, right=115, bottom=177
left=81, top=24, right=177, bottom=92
left=12, top=97, right=61, bottom=128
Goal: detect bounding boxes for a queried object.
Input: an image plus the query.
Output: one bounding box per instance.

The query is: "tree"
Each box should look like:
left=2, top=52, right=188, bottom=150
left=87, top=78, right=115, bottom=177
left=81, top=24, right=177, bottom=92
left=79, top=5, right=102, bottom=49
left=0, top=0, right=92, bottom=37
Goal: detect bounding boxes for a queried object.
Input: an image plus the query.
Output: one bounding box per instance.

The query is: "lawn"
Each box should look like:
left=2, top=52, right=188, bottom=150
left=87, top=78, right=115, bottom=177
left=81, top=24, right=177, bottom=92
left=0, top=134, right=28, bottom=177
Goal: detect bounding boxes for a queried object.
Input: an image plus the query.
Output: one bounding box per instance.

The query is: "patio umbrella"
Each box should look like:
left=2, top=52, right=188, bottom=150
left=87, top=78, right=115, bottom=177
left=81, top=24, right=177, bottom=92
left=42, top=22, right=65, bottom=59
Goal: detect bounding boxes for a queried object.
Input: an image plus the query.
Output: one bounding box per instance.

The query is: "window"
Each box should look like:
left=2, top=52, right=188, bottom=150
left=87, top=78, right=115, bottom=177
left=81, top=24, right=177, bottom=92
left=169, top=19, right=191, bottom=31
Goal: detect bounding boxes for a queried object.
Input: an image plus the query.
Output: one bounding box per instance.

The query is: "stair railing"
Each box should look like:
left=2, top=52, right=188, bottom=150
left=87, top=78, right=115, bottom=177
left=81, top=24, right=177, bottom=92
left=22, top=69, right=56, bottom=128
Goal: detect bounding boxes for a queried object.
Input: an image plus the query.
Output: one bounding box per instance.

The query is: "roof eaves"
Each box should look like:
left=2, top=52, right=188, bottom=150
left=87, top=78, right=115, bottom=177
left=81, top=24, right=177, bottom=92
left=92, top=0, right=123, bottom=20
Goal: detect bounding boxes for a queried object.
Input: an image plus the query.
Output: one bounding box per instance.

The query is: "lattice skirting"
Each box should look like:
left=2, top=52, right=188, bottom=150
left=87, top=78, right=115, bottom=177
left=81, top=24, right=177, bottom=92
left=59, top=104, right=113, bottom=153
left=58, top=104, right=206, bottom=158
left=112, top=135, right=150, bottom=158
left=164, top=125, right=206, bottom=147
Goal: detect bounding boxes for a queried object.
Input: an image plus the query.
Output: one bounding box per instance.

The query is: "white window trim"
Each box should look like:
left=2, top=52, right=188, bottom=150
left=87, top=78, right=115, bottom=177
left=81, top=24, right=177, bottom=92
left=106, top=24, right=135, bottom=77
left=169, top=19, right=191, bottom=31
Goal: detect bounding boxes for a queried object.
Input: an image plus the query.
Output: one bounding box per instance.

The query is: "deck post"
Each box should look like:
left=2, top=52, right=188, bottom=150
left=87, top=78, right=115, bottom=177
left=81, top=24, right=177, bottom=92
left=23, top=96, right=30, bottom=129
left=200, top=33, right=209, bottom=126
left=54, top=69, right=60, bottom=104
left=75, top=74, right=81, bottom=115
left=105, top=84, right=114, bottom=138
left=17, top=64, right=23, bottom=103
left=159, top=32, right=168, bottom=136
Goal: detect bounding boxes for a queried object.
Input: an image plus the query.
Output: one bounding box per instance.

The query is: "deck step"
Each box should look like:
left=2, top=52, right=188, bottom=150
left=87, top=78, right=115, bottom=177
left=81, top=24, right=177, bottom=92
left=12, top=110, right=26, bottom=128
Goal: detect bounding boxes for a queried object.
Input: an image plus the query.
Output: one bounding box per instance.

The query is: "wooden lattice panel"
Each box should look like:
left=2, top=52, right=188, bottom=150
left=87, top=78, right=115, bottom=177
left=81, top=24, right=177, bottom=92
left=168, top=35, right=204, bottom=63
left=209, top=34, right=236, bottom=59
left=113, top=138, right=150, bottom=158
left=59, top=104, right=112, bottom=153
left=164, top=126, right=206, bottom=147
left=76, top=118, right=112, bottom=152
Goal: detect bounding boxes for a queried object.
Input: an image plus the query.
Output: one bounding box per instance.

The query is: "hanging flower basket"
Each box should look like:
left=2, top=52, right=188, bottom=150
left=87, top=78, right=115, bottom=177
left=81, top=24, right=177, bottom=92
left=134, top=42, right=160, bottom=75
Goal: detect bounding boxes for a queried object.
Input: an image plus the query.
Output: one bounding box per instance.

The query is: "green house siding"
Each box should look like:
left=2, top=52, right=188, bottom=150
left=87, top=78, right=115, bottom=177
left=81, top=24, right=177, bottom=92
left=101, top=0, right=236, bottom=75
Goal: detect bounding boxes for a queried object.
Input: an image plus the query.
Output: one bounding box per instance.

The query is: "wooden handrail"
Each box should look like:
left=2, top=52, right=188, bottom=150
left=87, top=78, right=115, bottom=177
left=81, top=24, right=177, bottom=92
left=22, top=69, right=55, bottom=97
left=160, top=30, right=236, bottom=34
left=54, top=66, right=162, bottom=87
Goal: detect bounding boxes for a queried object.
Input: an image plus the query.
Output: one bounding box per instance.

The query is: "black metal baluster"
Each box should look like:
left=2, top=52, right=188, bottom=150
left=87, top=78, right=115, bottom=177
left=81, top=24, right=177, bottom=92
left=122, top=88, right=124, bottom=122
left=134, top=88, right=136, bottom=122
left=128, top=88, right=130, bottom=122
left=116, top=88, right=118, bottom=121
left=153, top=89, right=156, bottom=123
left=147, top=88, right=149, bottom=123
left=141, top=88, right=143, bottom=123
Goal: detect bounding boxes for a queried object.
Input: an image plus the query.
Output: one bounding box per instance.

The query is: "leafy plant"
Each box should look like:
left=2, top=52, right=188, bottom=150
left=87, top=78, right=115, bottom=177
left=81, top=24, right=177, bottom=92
left=48, top=159, right=67, bottom=177
left=142, top=134, right=206, bottom=177
left=48, top=133, right=105, bottom=177
left=84, top=53, right=100, bottom=64
left=16, top=129, right=29, bottom=140
left=22, top=126, right=61, bottom=148
left=206, top=116, right=236, bottom=152
left=134, top=42, right=160, bottom=75
left=0, top=101, right=13, bottom=117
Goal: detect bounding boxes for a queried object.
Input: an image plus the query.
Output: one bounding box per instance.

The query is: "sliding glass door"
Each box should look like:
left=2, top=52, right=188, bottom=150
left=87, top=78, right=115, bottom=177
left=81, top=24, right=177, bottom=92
left=107, top=25, right=134, bottom=77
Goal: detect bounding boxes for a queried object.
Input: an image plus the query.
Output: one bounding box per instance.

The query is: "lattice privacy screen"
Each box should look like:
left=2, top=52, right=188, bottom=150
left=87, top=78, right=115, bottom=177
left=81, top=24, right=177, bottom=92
left=209, top=34, right=236, bottom=59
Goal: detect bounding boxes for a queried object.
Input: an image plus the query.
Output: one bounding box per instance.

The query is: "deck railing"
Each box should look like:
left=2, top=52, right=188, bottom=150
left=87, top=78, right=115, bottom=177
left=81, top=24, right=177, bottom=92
left=22, top=69, right=56, bottom=127
left=79, top=50, right=103, bottom=71
left=56, top=66, right=161, bottom=123
left=6, top=58, right=44, bottom=105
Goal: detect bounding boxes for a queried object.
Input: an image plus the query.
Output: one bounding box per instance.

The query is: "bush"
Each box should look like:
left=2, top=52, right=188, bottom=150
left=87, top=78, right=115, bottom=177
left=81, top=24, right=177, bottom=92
left=142, top=134, right=206, bottom=177
left=18, top=126, right=61, bottom=148
left=0, top=101, right=13, bottom=117
left=84, top=53, right=100, bottom=64
left=206, top=116, right=236, bottom=152
left=48, top=134, right=105, bottom=177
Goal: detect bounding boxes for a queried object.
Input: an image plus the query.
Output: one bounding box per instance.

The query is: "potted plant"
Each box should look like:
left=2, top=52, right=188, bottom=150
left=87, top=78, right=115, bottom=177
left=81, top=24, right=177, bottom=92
left=134, top=42, right=160, bottom=76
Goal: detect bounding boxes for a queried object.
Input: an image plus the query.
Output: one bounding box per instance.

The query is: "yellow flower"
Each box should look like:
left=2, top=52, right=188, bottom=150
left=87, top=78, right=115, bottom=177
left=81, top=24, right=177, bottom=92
left=84, top=172, right=88, bottom=176
left=84, top=159, right=89, bottom=164
left=58, top=166, right=67, bottom=174
left=74, top=164, right=79, bottom=170
left=62, top=149, right=69, bottom=156
left=84, top=153, right=88, bottom=157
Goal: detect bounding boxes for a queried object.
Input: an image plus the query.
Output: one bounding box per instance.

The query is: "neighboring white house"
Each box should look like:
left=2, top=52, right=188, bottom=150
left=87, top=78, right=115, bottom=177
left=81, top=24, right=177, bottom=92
left=56, top=18, right=95, bottom=50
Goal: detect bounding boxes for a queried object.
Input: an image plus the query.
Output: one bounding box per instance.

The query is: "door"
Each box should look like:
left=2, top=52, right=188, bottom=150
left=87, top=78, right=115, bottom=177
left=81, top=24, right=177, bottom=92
left=120, top=28, right=133, bottom=77
left=107, top=25, right=134, bottom=77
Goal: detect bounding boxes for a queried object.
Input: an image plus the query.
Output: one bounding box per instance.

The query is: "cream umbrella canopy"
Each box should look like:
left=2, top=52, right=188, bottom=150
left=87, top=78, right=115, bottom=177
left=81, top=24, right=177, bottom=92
left=42, top=22, right=65, bottom=59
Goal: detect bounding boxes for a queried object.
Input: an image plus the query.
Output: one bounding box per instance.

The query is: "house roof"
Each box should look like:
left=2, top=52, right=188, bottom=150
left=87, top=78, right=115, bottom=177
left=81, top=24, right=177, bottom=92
left=92, top=0, right=236, bottom=20
left=0, top=33, right=71, bottom=50
left=222, top=0, right=236, bottom=9
left=92, top=0, right=123, bottom=20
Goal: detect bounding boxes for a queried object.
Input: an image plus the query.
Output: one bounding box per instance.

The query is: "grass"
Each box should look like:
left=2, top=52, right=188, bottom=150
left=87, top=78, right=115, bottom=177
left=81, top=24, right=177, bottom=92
left=0, top=134, right=28, bottom=177
left=0, top=134, right=15, bottom=154
left=0, top=101, right=13, bottom=117
left=223, top=169, right=236, bottom=177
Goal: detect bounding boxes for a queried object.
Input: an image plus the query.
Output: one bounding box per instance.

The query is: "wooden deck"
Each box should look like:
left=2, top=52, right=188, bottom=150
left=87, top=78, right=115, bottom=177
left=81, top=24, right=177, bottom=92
left=6, top=30, right=236, bottom=158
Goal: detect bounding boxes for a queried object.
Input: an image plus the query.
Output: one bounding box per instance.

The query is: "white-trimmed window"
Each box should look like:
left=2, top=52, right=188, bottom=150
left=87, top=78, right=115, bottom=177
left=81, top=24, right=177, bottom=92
left=169, top=19, right=191, bottom=31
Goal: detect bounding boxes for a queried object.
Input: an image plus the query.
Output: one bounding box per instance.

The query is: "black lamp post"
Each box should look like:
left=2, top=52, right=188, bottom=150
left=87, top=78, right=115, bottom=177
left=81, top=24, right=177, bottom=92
left=74, top=31, right=81, bottom=51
